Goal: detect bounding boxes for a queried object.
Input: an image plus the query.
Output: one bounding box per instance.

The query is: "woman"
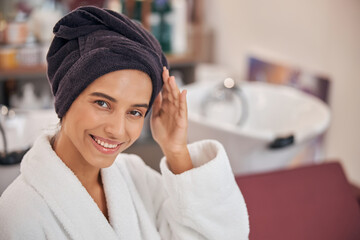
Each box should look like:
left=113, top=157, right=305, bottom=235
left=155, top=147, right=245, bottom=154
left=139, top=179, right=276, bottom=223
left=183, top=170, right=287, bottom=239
left=0, top=6, right=249, bottom=240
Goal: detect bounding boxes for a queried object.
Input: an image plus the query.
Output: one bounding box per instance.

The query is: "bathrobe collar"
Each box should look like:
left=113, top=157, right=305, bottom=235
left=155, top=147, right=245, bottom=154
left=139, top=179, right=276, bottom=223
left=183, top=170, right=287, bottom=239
left=20, top=133, right=142, bottom=240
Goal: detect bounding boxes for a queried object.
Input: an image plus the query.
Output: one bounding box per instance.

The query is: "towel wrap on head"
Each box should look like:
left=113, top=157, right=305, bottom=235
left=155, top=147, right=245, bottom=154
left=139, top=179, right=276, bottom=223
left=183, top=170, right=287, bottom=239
left=46, top=6, right=168, bottom=118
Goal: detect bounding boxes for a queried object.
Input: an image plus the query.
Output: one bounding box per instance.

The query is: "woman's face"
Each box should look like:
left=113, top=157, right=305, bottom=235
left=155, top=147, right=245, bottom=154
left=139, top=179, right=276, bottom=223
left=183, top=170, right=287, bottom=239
left=60, top=69, right=152, bottom=168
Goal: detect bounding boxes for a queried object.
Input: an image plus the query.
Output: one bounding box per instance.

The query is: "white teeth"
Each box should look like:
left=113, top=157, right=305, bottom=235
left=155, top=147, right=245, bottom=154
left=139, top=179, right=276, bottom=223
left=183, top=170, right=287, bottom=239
left=93, top=136, right=118, bottom=149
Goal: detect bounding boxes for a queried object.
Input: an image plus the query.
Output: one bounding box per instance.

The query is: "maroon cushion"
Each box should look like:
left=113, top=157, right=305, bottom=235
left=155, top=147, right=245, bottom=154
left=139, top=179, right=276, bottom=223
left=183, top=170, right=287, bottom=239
left=235, top=162, right=360, bottom=240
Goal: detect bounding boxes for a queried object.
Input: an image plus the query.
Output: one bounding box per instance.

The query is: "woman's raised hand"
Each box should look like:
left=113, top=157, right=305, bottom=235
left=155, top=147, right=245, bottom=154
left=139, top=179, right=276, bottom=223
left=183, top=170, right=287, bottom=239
left=150, top=67, right=193, bottom=174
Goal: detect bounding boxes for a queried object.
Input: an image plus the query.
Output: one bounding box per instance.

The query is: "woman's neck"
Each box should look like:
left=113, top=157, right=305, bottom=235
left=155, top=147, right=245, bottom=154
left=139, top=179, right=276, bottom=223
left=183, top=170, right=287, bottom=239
left=51, top=131, right=109, bottom=221
left=51, top=131, right=101, bottom=189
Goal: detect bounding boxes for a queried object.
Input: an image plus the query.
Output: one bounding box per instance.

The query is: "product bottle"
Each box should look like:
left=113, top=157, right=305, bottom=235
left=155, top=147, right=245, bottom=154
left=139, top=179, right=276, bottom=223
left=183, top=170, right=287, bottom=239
left=150, top=0, right=172, bottom=53
left=133, top=0, right=143, bottom=22
left=104, top=0, right=122, bottom=13
left=29, top=0, right=63, bottom=43
left=149, top=1, right=161, bottom=41
left=171, top=0, right=187, bottom=54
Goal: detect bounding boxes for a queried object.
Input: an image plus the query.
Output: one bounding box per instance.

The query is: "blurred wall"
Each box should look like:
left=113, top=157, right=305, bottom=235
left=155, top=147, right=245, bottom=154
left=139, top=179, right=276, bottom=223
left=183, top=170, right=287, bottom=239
left=204, top=0, right=360, bottom=185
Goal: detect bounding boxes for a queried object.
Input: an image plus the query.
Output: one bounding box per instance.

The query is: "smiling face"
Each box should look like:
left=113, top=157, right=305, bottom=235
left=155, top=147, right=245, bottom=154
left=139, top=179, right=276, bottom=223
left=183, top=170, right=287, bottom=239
left=55, top=69, right=152, bottom=169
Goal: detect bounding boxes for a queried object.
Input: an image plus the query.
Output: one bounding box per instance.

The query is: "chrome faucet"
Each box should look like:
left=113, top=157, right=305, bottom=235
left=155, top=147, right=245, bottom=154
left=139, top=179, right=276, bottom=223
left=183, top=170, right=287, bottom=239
left=201, top=78, right=248, bottom=126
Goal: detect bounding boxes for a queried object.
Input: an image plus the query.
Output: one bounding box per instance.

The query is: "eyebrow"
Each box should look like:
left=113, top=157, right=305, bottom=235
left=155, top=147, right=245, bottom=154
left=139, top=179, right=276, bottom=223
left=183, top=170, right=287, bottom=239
left=90, top=92, right=149, bottom=109
left=90, top=92, right=117, bottom=102
left=132, top=103, right=149, bottom=109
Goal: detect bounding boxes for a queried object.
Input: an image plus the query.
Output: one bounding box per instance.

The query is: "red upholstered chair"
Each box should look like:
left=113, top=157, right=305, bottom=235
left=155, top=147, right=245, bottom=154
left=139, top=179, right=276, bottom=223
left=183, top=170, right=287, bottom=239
left=235, top=162, right=360, bottom=240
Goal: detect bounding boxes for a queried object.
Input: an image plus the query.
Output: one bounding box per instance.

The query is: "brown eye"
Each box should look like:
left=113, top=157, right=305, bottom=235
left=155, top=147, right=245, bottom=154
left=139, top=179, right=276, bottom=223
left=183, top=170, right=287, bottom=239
left=130, top=110, right=143, bottom=117
left=95, top=100, right=109, bottom=109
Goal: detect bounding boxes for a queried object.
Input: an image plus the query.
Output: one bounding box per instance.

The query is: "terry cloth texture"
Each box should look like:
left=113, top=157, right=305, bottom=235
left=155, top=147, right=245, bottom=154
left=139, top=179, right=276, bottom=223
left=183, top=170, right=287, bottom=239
left=0, top=133, right=250, bottom=239
left=47, top=6, right=168, bottom=118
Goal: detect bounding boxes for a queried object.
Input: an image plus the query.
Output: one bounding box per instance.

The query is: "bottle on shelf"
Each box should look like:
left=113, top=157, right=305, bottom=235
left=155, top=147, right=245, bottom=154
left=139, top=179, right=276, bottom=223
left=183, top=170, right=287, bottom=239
left=16, top=33, right=41, bottom=67
left=3, top=10, right=29, bottom=46
left=0, top=46, right=18, bottom=70
left=29, top=0, right=63, bottom=44
left=149, top=0, right=173, bottom=53
left=171, top=0, right=187, bottom=55
left=104, top=0, right=123, bottom=13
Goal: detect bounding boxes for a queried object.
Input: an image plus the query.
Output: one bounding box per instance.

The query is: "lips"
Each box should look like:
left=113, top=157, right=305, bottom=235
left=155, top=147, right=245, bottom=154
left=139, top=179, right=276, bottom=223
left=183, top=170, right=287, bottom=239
left=90, top=134, right=122, bottom=154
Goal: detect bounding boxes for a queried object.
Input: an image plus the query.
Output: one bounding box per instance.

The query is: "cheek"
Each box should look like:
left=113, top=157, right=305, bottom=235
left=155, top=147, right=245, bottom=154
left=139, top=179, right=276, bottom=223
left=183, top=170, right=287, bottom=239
left=127, top=119, right=145, bottom=140
left=67, top=105, right=101, bottom=136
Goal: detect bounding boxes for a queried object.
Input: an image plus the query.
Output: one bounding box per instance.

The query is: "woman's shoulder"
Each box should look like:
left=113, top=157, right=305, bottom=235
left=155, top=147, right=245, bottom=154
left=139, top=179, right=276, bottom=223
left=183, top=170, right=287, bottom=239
left=1, top=175, right=48, bottom=212
left=0, top=175, right=50, bottom=232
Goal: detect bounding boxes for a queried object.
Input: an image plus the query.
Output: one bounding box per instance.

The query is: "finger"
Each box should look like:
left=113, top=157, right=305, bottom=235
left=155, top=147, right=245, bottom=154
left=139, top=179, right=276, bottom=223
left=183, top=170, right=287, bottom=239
left=151, top=92, right=162, bottom=118
left=162, top=66, right=169, bottom=83
left=162, top=87, right=173, bottom=104
left=179, top=89, right=188, bottom=120
left=162, top=81, right=173, bottom=102
left=169, top=76, right=180, bottom=108
left=162, top=68, right=173, bottom=102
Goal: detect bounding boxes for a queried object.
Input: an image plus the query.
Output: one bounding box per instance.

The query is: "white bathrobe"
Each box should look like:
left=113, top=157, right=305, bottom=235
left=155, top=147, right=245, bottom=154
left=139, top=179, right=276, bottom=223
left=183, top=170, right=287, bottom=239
left=0, top=133, right=249, bottom=240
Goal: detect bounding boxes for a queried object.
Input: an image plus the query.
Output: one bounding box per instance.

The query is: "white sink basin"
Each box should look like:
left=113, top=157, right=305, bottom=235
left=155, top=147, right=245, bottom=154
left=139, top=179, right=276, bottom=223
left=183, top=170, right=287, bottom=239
left=185, top=80, right=331, bottom=175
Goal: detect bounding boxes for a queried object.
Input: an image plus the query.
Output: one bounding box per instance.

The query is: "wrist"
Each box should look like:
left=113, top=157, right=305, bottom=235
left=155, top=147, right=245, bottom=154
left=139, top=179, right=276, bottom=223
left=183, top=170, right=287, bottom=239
left=163, top=147, right=193, bottom=174
left=162, top=144, right=188, bottom=156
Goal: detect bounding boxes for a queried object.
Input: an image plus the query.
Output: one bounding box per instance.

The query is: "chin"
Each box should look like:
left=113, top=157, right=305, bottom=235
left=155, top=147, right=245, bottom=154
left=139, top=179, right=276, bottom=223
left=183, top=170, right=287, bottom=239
left=99, top=161, right=116, bottom=169
left=90, top=155, right=117, bottom=169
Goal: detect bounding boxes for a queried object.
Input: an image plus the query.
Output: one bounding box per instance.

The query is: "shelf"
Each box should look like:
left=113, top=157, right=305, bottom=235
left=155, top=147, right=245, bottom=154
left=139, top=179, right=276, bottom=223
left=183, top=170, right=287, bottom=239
left=167, top=53, right=198, bottom=66
left=0, top=53, right=199, bottom=81
left=0, top=65, right=47, bottom=81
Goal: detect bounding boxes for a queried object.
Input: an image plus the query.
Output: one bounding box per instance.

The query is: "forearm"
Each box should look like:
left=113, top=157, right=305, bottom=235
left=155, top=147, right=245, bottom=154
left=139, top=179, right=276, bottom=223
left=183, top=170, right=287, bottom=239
left=162, top=147, right=193, bottom=174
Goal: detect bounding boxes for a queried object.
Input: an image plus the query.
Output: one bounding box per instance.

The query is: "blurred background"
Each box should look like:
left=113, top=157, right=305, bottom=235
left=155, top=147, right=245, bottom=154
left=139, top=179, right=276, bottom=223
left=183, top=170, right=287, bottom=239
left=0, top=0, right=359, bottom=194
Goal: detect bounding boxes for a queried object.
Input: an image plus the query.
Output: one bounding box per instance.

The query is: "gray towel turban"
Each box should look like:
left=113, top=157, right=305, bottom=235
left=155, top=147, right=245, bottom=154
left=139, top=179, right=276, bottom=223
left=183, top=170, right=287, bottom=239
left=47, top=6, right=168, bottom=118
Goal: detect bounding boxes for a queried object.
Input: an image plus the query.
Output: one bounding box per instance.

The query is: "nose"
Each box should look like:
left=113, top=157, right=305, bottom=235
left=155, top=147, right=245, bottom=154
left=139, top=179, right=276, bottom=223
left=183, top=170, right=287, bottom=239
left=104, top=112, right=127, bottom=140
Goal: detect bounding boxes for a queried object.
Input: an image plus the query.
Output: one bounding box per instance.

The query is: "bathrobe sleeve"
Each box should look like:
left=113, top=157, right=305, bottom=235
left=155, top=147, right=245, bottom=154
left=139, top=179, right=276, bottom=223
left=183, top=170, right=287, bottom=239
left=125, top=139, right=250, bottom=240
